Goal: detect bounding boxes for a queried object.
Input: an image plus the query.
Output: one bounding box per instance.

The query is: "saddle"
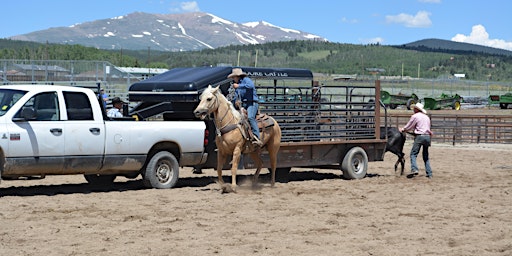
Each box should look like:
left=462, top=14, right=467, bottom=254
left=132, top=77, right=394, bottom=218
left=238, top=107, right=275, bottom=143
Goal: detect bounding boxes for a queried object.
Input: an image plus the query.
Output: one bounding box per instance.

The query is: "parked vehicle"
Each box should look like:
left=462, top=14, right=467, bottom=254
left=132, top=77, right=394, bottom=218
left=129, top=66, right=389, bottom=180
left=423, top=93, right=462, bottom=110
left=0, top=85, right=207, bottom=188
left=380, top=90, right=418, bottom=110
left=489, top=93, right=512, bottom=109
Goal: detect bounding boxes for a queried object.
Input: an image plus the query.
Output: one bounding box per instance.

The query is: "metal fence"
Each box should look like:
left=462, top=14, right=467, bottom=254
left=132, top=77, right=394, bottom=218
left=319, top=78, right=512, bottom=104
left=0, top=59, right=142, bottom=100
left=383, top=113, right=512, bottom=144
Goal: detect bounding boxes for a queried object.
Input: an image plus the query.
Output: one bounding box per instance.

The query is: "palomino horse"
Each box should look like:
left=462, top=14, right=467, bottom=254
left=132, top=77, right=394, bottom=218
left=193, top=85, right=282, bottom=193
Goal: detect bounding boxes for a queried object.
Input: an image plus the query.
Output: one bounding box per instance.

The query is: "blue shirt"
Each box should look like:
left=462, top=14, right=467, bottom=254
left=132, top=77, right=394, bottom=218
left=235, top=77, right=259, bottom=102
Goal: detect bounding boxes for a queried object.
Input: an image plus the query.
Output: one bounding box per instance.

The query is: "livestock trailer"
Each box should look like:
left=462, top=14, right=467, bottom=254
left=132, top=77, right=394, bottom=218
left=128, top=66, right=388, bottom=180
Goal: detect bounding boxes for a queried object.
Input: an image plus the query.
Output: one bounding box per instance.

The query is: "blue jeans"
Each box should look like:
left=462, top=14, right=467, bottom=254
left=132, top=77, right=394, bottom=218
left=410, top=135, right=433, bottom=177
left=243, top=102, right=260, bottom=139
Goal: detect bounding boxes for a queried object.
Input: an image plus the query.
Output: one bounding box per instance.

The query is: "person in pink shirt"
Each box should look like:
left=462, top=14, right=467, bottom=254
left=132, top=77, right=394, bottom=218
left=400, top=102, right=433, bottom=179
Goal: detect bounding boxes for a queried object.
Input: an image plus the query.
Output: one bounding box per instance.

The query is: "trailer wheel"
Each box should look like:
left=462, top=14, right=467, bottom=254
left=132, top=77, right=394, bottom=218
left=500, top=103, right=508, bottom=109
left=84, top=174, right=116, bottom=186
left=143, top=151, right=179, bottom=189
left=341, top=147, right=368, bottom=180
left=406, top=99, right=416, bottom=110
left=452, top=100, right=461, bottom=110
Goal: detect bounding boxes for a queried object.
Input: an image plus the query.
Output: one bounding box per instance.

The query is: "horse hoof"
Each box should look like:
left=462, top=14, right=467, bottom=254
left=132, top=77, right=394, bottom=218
left=221, top=184, right=236, bottom=193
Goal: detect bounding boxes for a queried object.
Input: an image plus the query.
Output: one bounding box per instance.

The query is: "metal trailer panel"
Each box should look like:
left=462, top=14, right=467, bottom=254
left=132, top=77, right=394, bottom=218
left=204, top=80, right=388, bottom=171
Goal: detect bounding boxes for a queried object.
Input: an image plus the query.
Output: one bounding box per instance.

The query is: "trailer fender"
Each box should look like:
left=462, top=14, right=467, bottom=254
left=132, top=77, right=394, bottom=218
left=341, top=147, right=368, bottom=180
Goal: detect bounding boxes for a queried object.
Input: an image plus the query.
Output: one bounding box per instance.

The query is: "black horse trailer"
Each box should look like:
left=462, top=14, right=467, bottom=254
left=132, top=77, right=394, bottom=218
left=128, top=66, right=388, bottom=180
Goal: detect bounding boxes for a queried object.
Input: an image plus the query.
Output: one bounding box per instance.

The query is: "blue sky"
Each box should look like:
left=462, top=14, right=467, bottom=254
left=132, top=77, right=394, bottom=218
left=2, top=0, right=511, bottom=50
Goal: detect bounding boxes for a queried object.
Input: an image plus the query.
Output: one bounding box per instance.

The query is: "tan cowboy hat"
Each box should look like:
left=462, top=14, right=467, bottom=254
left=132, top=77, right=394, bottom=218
left=414, top=102, right=427, bottom=114
left=227, top=68, right=247, bottom=78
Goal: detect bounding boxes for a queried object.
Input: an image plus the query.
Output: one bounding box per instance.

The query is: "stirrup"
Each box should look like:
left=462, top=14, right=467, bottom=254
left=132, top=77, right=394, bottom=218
left=252, top=137, right=263, bottom=147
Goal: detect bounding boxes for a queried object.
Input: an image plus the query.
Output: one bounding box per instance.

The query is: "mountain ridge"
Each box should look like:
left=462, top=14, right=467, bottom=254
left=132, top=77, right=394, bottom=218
left=10, top=12, right=327, bottom=51
left=399, top=38, right=512, bottom=57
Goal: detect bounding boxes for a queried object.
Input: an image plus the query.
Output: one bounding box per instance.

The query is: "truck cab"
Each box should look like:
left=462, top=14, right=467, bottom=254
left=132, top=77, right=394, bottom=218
left=0, top=85, right=207, bottom=189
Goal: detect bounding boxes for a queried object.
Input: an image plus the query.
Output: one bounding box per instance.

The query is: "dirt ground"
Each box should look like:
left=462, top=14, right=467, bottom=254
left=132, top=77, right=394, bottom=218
left=1, top=141, right=511, bottom=256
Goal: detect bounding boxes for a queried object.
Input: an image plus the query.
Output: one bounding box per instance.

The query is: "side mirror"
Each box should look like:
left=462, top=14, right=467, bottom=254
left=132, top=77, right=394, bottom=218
left=13, top=107, right=36, bottom=122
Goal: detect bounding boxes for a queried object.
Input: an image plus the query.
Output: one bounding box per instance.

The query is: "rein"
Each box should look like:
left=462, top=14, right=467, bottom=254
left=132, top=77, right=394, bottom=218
left=212, top=92, right=239, bottom=137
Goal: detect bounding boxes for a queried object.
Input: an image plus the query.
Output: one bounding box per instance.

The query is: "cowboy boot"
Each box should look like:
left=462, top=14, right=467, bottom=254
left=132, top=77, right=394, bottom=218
left=252, top=136, right=263, bottom=147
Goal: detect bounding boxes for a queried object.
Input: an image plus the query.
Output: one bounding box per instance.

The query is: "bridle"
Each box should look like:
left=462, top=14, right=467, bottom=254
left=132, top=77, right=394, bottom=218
left=208, top=91, right=238, bottom=137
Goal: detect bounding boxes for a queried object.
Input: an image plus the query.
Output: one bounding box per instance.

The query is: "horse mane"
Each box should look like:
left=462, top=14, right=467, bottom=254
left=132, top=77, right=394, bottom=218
left=202, top=86, right=241, bottom=121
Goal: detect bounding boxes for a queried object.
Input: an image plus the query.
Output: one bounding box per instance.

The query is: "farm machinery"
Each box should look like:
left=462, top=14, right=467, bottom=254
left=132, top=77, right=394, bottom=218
left=380, top=90, right=418, bottom=109
left=488, top=93, right=512, bottom=109
left=423, top=93, right=462, bottom=110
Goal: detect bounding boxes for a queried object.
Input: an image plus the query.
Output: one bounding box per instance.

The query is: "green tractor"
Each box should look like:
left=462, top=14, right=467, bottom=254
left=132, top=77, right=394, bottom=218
left=488, top=93, right=512, bottom=109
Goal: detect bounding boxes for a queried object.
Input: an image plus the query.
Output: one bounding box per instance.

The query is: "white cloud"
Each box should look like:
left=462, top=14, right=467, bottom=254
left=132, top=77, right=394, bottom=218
left=170, top=1, right=200, bottom=12
left=452, top=25, right=512, bottom=51
left=385, top=11, right=432, bottom=28
left=361, top=37, right=384, bottom=44
left=341, top=17, right=358, bottom=24
left=180, top=1, right=200, bottom=12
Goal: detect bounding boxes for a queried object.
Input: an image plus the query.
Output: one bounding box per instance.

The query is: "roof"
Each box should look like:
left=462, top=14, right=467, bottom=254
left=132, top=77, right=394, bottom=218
left=14, top=64, right=69, bottom=72
left=0, top=84, right=92, bottom=93
left=128, top=66, right=313, bottom=93
left=115, top=67, right=169, bottom=74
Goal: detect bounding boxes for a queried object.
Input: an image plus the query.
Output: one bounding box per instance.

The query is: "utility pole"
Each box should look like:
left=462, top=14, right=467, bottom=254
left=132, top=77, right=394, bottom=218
left=147, top=47, right=151, bottom=76
left=254, top=49, right=258, bottom=67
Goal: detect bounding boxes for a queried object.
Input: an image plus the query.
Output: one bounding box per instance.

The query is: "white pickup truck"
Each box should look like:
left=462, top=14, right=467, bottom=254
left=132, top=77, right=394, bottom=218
left=0, top=85, right=207, bottom=189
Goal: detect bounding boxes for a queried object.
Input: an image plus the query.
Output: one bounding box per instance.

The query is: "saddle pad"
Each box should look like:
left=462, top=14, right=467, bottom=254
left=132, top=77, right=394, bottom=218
left=256, top=114, right=275, bottom=129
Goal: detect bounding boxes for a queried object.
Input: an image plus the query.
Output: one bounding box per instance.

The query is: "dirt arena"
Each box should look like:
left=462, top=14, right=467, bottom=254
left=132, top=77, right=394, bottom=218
left=1, top=140, right=511, bottom=256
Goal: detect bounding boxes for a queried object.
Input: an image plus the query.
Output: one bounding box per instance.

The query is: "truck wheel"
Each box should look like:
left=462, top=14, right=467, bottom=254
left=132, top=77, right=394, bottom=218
left=341, top=147, right=368, bottom=180
left=406, top=99, right=416, bottom=110
left=143, top=151, right=179, bottom=189
left=500, top=103, right=508, bottom=109
left=84, top=174, right=116, bottom=186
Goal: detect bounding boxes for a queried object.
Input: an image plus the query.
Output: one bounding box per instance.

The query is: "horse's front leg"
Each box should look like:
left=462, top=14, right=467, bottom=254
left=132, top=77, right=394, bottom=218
left=217, top=153, right=227, bottom=185
left=230, top=146, right=243, bottom=191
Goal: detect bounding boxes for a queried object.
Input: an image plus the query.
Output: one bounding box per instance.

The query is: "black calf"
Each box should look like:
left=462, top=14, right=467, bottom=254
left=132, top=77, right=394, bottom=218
left=380, top=127, right=406, bottom=175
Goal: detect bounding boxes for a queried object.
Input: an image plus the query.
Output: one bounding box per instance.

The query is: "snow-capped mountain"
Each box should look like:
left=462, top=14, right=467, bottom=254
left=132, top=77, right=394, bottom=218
left=10, top=12, right=327, bottom=51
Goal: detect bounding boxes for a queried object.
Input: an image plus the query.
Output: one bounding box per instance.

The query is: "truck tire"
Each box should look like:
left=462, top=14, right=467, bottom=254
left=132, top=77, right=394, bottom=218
left=143, top=151, right=179, bottom=189
left=84, top=174, right=116, bottom=186
left=341, top=147, right=368, bottom=180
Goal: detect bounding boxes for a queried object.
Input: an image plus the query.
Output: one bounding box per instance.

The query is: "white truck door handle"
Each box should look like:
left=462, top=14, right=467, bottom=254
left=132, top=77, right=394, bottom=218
left=89, top=127, right=101, bottom=135
left=50, top=128, right=62, bottom=135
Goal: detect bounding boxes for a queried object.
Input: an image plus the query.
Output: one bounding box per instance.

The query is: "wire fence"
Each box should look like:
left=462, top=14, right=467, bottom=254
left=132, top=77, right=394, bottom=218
left=0, top=59, right=145, bottom=100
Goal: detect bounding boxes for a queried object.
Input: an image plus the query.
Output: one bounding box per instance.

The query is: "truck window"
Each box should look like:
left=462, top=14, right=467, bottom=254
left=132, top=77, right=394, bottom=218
left=14, top=92, right=60, bottom=121
left=63, top=92, right=93, bottom=120
left=0, top=89, right=26, bottom=116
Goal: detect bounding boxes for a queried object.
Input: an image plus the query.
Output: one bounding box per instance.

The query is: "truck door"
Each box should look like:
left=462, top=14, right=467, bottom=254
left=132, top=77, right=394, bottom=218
left=62, top=91, right=105, bottom=173
left=8, top=91, right=65, bottom=174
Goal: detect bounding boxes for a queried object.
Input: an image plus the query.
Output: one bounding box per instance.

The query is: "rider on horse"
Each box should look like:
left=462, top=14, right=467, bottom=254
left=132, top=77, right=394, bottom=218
left=227, top=68, right=263, bottom=147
